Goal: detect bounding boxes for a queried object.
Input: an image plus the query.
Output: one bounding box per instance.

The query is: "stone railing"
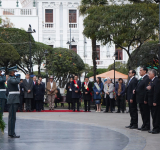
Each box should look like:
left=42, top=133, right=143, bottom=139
left=45, top=23, right=54, bottom=28
left=0, top=8, right=37, bottom=16
left=69, top=23, right=77, bottom=28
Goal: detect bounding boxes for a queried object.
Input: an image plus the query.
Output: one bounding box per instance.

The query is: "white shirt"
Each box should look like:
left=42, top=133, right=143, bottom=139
left=142, top=74, right=147, bottom=79
left=50, top=82, right=53, bottom=91
left=152, top=77, right=156, bottom=81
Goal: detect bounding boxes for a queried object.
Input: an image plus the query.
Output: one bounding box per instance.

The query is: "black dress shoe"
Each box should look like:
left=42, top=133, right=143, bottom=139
left=9, top=135, right=20, bottom=138
left=125, top=125, right=131, bottom=128
left=141, top=128, right=150, bottom=131
left=103, top=111, right=108, bottom=113
left=130, top=126, right=138, bottom=129
left=137, top=128, right=142, bottom=130
left=152, top=130, right=160, bottom=134
left=148, top=130, right=153, bottom=133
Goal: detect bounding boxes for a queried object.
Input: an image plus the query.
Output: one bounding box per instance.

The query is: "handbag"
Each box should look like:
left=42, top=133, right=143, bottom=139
left=95, top=100, right=100, bottom=104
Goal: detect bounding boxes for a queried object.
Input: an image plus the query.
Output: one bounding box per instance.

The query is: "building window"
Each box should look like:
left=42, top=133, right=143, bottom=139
left=71, top=45, right=77, bottom=53
left=115, top=46, right=123, bottom=60
left=49, top=45, right=54, bottom=48
left=69, top=10, right=77, bottom=23
left=96, top=45, right=100, bottom=60
left=45, top=9, right=53, bottom=22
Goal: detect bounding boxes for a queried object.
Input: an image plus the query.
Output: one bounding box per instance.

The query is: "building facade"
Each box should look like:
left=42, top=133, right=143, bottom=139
left=0, top=0, right=128, bottom=70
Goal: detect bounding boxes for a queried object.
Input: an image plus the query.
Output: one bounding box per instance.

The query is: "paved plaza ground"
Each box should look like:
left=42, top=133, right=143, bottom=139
left=0, top=111, right=160, bottom=150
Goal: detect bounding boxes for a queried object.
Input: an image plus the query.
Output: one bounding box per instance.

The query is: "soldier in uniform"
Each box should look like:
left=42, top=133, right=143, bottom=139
left=7, top=66, right=20, bottom=138
left=0, top=67, right=6, bottom=115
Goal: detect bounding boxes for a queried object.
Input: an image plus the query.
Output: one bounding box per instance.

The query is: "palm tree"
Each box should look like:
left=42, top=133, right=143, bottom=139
left=79, top=0, right=108, bottom=82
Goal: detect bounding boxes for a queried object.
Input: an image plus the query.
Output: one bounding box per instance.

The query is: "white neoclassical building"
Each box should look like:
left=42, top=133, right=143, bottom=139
left=0, top=0, right=129, bottom=70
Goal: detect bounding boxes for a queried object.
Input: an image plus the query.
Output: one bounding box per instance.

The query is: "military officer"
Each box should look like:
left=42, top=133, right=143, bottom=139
left=7, top=66, right=20, bottom=138
left=0, top=67, right=6, bottom=115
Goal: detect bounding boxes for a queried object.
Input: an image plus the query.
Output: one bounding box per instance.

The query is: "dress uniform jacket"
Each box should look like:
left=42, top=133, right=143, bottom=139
left=0, top=75, right=7, bottom=99
left=23, top=79, right=34, bottom=99
left=71, top=80, right=81, bottom=99
left=7, top=75, right=20, bottom=104
left=82, top=82, right=92, bottom=100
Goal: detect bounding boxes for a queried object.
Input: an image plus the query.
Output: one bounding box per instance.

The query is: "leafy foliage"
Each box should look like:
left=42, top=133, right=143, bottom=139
left=0, top=38, right=20, bottom=72
left=33, top=42, right=53, bottom=77
left=83, top=3, right=159, bottom=68
left=0, top=112, right=6, bottom=133
left=128, top=40, right=159, bottom=69
left=0, top=27, right=35, bottom=73
left=86, top=68, right=107, bottom=77
left=46, top=47, right=85, bottom=87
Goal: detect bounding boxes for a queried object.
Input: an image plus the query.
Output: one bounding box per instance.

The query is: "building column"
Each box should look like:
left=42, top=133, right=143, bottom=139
left=55, top=2, right=60, bottom=47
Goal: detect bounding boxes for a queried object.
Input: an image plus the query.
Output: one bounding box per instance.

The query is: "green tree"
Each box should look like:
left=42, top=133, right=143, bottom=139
left=86, top=68, right=108, bottom=77
left=79, top=0, right=108, bottom=82
left=0, top=112, right=5, bottom=133
left=33, top=42, right=53, bottom=77
left=107, top=62, right=128, bottom=75
left=46, top=47, right=85, bottom=88
left=83, top=3, right=159, bottom=69
left=128, top=40, right=159, bottom=69
left=0, top=38, right=20, bottom=72
left=0, top=28, right=35, bottom=73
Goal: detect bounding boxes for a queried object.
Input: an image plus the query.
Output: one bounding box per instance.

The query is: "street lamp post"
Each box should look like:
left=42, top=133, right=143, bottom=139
left=154, top=0, right=160, bottom=74
left=26, top=24, right=36, bottom=75
left=44, top=49, right=48, bottom=85
left=112, top=53, right=117, bottom=86
left=66, top=16, right=75, bottom=49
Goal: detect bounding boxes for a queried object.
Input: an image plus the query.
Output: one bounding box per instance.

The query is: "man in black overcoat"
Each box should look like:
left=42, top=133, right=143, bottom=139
left=126, top=70, right=138, bottom=129
left=145, top=69, right=160, bottom=134
left=71, top=75, right=81, bottom=111
left=133, top=67, right=150, bottom=131
left=82, top=77, right=92, bottom=112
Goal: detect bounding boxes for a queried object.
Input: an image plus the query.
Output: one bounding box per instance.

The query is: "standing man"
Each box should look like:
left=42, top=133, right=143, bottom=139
left=19, top=79, right=24, bottom=112
left=46, top=76, right=56, bottom=110
left=71, top=75, right=81, bottom=112
left=126, top=70, right=138, bottom=129
left=7, top=66, right=20, bottom=138
left=145, top=69, right=160, bottom=134
left=133, top=67, right=150, bottom=131
left=0, top=67, right=6, bottom=115
left=23, top=74, right=33, bottom=112
left=32, top=76, right=37, bottom=111
left=115, top=78, right=125, bottom=113
left=39, top=76, right=45, bottom=110
left=82, top=77, right=92, bottom=112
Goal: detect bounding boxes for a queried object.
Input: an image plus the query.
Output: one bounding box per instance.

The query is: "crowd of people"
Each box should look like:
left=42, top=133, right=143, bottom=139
left=0, top=66, right=160, bottom=138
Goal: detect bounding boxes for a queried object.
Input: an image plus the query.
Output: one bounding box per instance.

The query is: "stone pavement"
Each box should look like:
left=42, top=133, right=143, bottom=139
left=1, top=111, right=160, bottom=150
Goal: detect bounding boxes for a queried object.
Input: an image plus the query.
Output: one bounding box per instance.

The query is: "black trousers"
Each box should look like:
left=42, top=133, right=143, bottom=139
left=40, top=100, right=44, bottom=110
left=31, top=97, right=35, bottom=110
left=84, top=100, right=90, bottom=111
left=73, top=98, right=79, bottom=111
left=139, top=103, right=150, bottom=129
left=105, top=95, right=113, bottom=112
left=128, top=100, right=138, bottom=126
left=36, top=100, right=42, bottom=111
left=117, top=96, right=125, bottom=112
left=19, top=95, right=24, bottom=111
left=150, top=105, right=160, bottom=131
left=68, top=102, right=73, bottom=110
left=0, top=98, right=5, bottom=115
left=8, top=103, right=19, bottom=136
left=25, top=98, right=31, bottom=111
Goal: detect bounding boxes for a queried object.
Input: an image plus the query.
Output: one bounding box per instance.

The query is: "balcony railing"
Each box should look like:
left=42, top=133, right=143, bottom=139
left=0, top=8, right=36, bottom=16
left=96, top=60, right=103, bottom=65
left=45, top=23, right=54, bottom=28
left=69, top=23, right=77, bottom=28
left=3, top=9, right=14, bottom=15
left=20, top=9, right=32, bottom=15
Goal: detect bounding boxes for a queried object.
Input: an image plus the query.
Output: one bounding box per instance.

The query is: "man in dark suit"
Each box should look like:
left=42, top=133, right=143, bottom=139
left=71, top=75, right=81, bottom=111
left=39, top=76, right=45, bottom=110
left=31, top=76, right=37, bottom=111
left=82, top=77, right=92, bottom=112
left=19, top=79, right=24, bottom=112
left=23, top=74, right=33, bottom=112
left=126, top=70, right=138, bottom=129
left=145, top=69, right=160, bottom=134
left=133, top=67, right=150, bottom=131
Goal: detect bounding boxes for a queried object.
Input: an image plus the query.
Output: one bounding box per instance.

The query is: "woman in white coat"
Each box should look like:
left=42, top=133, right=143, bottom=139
left=103, top=78, right=114, bottom=113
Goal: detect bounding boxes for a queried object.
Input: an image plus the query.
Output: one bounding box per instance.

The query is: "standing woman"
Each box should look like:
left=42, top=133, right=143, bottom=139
left=66, top=77, right=73, bottom=110
left=34, top=80, right=45, bottom=112
left=104, top=78, right=114, bottom=113
left=93, top=77, right=103, bottom=112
